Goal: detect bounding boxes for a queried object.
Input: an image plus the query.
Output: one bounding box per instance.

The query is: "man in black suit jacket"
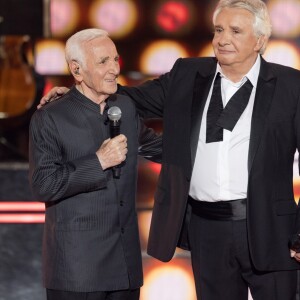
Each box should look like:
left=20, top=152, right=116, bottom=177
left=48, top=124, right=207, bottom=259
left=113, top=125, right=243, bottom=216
left=29, top=29, right=161, bottom=300
left=118, top=1, right=300, bottom=299
left=39, top=0, right=300, bottom=299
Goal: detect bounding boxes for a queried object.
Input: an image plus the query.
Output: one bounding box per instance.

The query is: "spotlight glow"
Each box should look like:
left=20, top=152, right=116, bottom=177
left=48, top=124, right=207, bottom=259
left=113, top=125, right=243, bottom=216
left=142, top=265, right=196, bottom=300
left=89, top=0, right=138, bottom=39
left=140, top=40, right=188, bottom=75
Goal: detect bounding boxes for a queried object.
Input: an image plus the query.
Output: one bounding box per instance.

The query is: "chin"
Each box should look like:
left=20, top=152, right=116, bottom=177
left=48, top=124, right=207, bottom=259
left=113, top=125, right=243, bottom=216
left=106, top=87, right=118, bottom=95
left=216, top=57, right=234, bottom=66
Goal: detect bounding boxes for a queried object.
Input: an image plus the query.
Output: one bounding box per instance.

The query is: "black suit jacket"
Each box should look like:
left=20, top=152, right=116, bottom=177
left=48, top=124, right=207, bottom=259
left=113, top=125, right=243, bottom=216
left=29, top=87, right=161, bottom=292
left=120, top=56, right=300, bottom=272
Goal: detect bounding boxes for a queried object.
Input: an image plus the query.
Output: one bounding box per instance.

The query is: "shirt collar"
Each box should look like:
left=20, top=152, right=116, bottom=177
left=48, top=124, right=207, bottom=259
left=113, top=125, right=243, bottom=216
left=215, top=55, right=261, bottom=88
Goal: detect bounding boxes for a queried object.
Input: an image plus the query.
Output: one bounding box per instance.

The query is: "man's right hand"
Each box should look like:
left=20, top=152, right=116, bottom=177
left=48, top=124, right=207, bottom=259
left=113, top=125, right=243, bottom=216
left=38, top=86, right=69, bottom=109
left=96, top=134, right=128, bottom=170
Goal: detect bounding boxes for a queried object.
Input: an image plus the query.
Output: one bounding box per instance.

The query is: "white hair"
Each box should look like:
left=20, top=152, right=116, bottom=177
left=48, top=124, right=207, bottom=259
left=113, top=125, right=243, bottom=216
left=65, top=28, right=109, bottom=67
left=212, top=0, right=272, bottom=54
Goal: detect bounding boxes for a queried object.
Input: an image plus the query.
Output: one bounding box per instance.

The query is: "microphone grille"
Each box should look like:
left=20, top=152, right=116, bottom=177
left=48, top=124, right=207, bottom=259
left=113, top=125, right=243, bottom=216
left=107, top=106, right=122, bottom=121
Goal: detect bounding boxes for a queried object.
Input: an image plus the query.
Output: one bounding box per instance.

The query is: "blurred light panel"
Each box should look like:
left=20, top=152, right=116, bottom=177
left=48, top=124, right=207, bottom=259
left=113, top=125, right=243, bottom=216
left=35, top=40, right=69, bottom=75
left=89, top=0, right=138, bottom=39
left=50, top=0, right=80, bottom=37
left=142, top=263, right=196, bottom=300
left=140, top=40, right=188, bottom=75
left=268, top=0, right=300, bottom=38
left=263, top=40, right=300, bottom=70
left=155, top=0, right=194, bottom=35
left=0, top=202, right=45, bottom=223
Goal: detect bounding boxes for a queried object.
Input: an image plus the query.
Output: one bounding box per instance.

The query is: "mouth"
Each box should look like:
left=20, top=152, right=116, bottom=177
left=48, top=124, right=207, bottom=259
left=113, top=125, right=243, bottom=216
left=104, top=78, right=118, bottom=83
left=217, top=49, right=234, bottom=55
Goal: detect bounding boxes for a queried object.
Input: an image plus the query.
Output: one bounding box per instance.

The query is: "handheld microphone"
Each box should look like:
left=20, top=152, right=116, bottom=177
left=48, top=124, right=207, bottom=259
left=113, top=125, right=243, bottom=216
left=107, top=106, right=122, bottom=178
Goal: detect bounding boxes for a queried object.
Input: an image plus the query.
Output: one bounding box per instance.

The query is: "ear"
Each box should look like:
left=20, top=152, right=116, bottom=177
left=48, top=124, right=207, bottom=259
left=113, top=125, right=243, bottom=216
left=254, top=35, right=267, bottom=53
left=70, top=61, right=82, bottom=80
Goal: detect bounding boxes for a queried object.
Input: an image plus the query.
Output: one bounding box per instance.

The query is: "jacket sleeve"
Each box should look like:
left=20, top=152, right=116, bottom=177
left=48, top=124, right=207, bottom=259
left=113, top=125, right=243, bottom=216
left=29, top=109, right=107, bottom=202
left=289, top=80, right=300, bottom=249
left=137, top=118, right=162, bottom=163
left=117, top=58, right=183, bottom=118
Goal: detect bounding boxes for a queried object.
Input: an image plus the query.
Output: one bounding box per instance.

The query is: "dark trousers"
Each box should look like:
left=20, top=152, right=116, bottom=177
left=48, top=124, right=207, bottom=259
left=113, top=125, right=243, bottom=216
left=46, top=288, right=140, bottom=300
left=188, top=212, right=297, bottom=300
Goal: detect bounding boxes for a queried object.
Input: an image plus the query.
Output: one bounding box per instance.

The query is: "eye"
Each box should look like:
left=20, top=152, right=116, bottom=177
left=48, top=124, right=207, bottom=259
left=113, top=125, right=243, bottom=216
left=214, top=27, right=223, bottom=34
left=99, top=57, right=109, bottom=64
left=232, top=29, right=240, bottom=34
left=114, top=56, right=120, bottom=62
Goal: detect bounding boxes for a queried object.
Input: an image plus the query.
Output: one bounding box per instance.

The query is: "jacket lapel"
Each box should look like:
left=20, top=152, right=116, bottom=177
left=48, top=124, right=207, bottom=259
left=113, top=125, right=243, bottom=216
left=190, top=69, right=215, bottom=169
left=248, top=57, right=277, bottom=172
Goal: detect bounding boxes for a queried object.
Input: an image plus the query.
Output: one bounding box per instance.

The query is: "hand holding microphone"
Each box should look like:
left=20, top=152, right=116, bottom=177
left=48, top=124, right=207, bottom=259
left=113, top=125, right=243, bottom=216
left=96, top=106, right=127, bottom=178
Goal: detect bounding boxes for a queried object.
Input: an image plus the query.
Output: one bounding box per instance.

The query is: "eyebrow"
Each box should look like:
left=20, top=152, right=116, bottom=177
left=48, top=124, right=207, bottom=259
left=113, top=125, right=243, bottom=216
left=214, top=24, right=242, bottom=31
left=99, top=55, right=119, bottom=59
left=230, top=25, right=242, bottom=31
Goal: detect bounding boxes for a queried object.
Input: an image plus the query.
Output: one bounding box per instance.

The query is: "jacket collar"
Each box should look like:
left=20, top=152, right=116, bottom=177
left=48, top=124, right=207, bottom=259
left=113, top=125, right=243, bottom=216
left=190, top=56, right=277, bottom=174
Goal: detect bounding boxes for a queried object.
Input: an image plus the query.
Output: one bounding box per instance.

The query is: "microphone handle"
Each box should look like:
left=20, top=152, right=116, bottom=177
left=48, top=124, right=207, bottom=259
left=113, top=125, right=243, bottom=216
left=110, top=121, right=121, bottom=178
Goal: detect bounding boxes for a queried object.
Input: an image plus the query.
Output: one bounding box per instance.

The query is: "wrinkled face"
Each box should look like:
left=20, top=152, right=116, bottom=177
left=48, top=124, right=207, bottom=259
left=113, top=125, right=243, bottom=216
left=212, top=7, right=262, bottom=72
left=80, top=36, right=120, bottom=101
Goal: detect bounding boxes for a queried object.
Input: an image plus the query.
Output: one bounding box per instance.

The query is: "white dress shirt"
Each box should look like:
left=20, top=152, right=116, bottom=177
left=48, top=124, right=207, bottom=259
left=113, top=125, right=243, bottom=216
left=189, top=55, right=261, bottom=202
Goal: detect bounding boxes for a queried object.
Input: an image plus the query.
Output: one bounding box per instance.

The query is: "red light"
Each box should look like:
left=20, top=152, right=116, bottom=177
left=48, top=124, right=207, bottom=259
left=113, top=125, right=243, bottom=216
left=156, top=1, right=190, bottom=33
left=43, top=80, right=54, bottom=96
left=148, top=162, right=161, bottom=174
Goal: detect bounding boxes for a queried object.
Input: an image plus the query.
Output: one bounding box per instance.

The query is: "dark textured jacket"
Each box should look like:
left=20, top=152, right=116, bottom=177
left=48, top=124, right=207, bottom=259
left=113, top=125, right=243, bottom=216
left=29, top=87, right=161, bottom=292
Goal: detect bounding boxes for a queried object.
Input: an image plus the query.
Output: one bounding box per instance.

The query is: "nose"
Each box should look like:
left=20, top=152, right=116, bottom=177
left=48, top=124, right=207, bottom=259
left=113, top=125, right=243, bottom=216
left=109, top=60, right=120, bottom=75
left=217, top=31, right=231, bottom=46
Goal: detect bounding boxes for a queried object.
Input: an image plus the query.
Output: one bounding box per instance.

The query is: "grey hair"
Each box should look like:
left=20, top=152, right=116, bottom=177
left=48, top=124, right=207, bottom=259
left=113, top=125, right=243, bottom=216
left=65, top=28, right=109, bottom=67
left=212, top=0, right=272, bottom=54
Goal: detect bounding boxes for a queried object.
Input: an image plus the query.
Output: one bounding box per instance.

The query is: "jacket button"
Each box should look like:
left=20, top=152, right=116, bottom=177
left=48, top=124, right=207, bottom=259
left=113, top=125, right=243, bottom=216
left=120, top=201, right=124, bottom=206
left=121, top=228, right=125, bottom=234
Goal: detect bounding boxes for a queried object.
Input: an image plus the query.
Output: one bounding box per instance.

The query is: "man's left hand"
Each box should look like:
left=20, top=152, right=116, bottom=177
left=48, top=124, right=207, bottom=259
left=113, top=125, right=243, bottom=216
left=290, top=250, right=300, bottom=262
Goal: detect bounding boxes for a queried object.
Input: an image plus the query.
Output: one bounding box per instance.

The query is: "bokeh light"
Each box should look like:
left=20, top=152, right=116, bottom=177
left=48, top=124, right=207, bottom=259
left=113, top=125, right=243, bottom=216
left=50, top=0, right=80, bottom=37
left=154, top=0, right=194, bottom=35
left=140, top=40, right=188, bottom=75
left=35, top=40, right=68, bottom=75
left=142, top=261, right=196, bottom=300
left=268, top=0, right=300, bottom=38
left=263, top=40, right=300, bottom=70
left=89, top=0, right=138, bottom=39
